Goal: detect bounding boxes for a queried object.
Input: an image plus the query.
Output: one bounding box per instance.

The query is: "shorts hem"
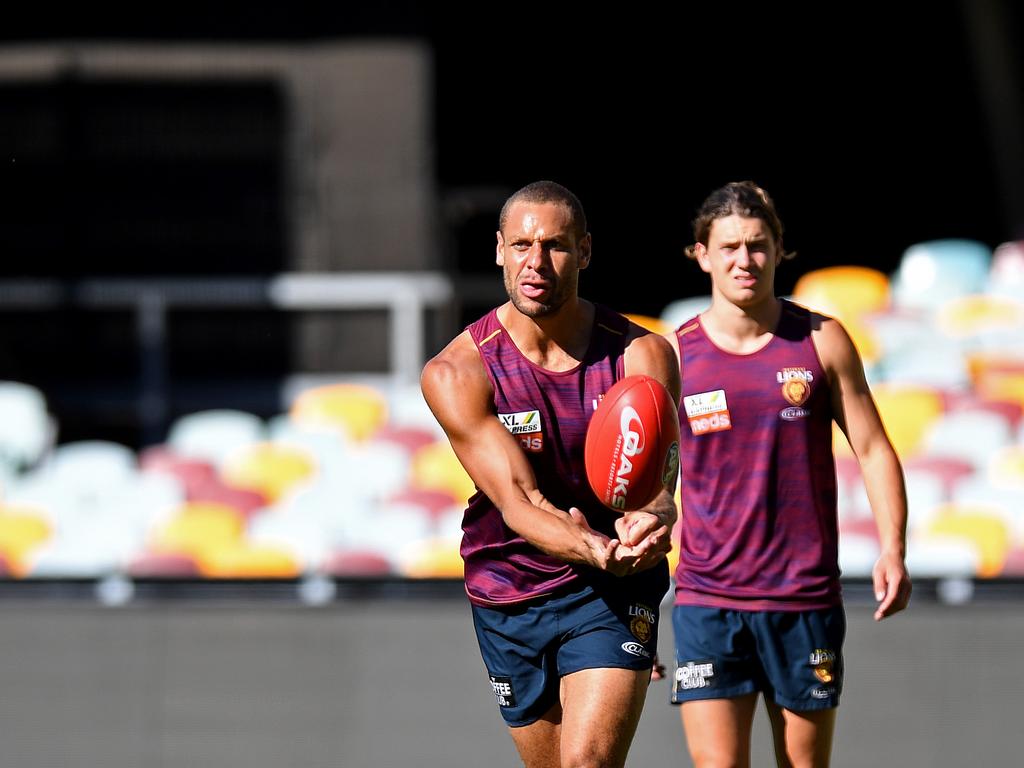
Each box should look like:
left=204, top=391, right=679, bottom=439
left=560, top=658, right=654, bottom=677
left=772, top=694, right=841, bottom=712
left=671, top=683, right=757, bottom=705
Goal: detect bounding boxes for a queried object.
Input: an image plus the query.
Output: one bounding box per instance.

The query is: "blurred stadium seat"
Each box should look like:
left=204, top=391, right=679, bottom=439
left=219, top=442, right=317, bottom=502
left=397, top=537, right=464, bottom=578
left=920, top=409, right=1013, bottom=469
left=149, top=501, right=246, bottom=562
left=853, top=384, right=945, bottom=459
left=792, top=265, right=890, bottom=322
left=321, top=548, right=394, bottom=577
left=0, top=507, right=52, bottom=576
left=659, top=295, right=711, bottom=330
left=167, top=409, right=265, bottom=466
left=139, top=446, right=218, bottom=496
left=126, top=551, right=201, bottom=578
left=937, top=294, right=1024, bottom=340
left=624, top=314, right=671, bottom=334
left=926, top=505, right=1011, bottom=578
left=0, top=381, right=53, bottom=475
left=198, top=542, right=301, bottom=579
left=987, top=240, right=1024, bottom=296
left=289, top=383, right=388, bottom=442
left=891, top=239, right=992, bottom=312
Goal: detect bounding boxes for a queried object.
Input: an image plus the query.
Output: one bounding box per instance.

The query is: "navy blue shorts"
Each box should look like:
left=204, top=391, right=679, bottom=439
left=671, top=604, right=845, bottom=711
left=472, top=579, right=666, bottom=727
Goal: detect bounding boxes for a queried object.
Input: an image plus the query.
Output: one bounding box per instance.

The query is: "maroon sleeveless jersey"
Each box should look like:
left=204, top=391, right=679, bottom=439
left=461, top=305, right=664, bottom=607
left=673, top=300, right=841, bottom=610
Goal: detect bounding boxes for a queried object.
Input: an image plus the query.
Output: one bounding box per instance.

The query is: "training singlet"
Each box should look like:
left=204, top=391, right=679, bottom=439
left=461, top=304, right=666, bottom=607
left=673, top=300, right=841, bottom=611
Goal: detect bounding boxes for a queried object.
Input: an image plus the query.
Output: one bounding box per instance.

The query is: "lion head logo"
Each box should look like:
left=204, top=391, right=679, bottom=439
left=782, top=379, right=810, bottom=406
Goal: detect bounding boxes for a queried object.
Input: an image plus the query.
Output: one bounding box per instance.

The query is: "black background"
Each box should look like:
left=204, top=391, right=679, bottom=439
left=1, top=1, right=1022, bottom=443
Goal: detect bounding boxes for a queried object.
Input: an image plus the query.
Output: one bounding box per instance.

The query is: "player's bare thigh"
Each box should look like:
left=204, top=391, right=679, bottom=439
left=763, top=697, right=836, bottom=768
left=560, top=667, right=650, bottom=768
left=680, top=692, right=759, bottom=768
left=509, top=666, right=649, bottom=768
left=508, top=702, right=562, bottom=768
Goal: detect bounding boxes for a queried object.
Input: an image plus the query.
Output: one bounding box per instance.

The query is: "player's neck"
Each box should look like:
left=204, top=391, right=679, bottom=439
left=701, top=295, right=782, bottom=354
left=499, top=298, right=595, bottom=371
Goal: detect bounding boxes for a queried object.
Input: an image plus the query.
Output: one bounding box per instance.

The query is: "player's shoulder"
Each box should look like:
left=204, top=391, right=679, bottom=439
left=793, top=301, right=861, bottom=375
left=421, top=330, right=488, bottom=396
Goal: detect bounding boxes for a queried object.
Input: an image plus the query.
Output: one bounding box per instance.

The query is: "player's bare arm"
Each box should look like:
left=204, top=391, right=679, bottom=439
left=613, top=329, right=681, bottom=560
left=814, top=316, right=912, bottom=620
left=421, top=331, right=658, bottom=576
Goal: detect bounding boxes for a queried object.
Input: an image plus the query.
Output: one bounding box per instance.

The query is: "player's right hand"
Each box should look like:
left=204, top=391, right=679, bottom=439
left=611, top=525, right=671, bottom=575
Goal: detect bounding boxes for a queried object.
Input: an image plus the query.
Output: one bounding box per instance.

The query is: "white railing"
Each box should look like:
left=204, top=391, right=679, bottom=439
left=0, top=272, right=455, bottom=442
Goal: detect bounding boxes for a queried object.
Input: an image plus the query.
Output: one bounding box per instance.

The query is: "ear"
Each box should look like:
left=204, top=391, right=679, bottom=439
left=495, top=231, right=505, bottom=267
left=694, top=242, right=712, bottom=274
left=577, top=233, right=593, bottom=270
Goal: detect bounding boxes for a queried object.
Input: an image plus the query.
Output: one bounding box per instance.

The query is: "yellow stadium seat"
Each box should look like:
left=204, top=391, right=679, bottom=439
left=938, top=294, right=1024, bottom=338
left=792, top=266, right=890, bottom=323
left=220, top=442, right=316, bottom=502
left=410, top=441, right=477, bottom=504
left=0, top=507, right=52, bottom=576
left=976, top=371, right=1024, bottom=411
left=290, top=383, right=389, bottom=442
left=198, top=542, right=301, bottom=578
left=841, top=318, right=881, bottom=365
left=988, top=445, right=1024, bottom=490
left=964, top=350, right=1024, bottom=386
left=868, top=384, right=945, bottom=459
left=399, top=537, right=464, bottom=579
left=624, top=314, right=672, bottom=335
left=150, top=501, right=245, bottom=558
left=927, top=505, right=1011, bottom=578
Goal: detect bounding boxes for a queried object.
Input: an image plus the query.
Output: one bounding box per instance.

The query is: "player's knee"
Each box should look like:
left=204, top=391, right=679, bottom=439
left=561, top=742, right=626, bottom=768
left=688, top=744, right=748, bottom=768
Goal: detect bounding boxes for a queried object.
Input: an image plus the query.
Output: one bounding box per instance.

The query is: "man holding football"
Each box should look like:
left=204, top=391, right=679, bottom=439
left=421, top=180, right=679, bottom=768
left=665, top=181, right=912, bottom=767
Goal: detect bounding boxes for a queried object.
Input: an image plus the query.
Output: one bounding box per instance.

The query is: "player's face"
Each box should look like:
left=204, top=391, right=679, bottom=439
left=496, top=201, right=591, bottom=318
left=695, top=214, right=781, bottom=307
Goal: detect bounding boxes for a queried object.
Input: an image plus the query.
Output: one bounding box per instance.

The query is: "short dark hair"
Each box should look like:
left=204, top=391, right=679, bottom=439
left=498, top=180, right=588, bottom=240
left=685, top=181, right=795, bottom=260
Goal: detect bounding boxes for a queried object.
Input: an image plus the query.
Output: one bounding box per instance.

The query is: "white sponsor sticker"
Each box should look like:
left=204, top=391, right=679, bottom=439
left=683, top=390, right=728, bottom=418
left=498, top=410, right=541, bottom=435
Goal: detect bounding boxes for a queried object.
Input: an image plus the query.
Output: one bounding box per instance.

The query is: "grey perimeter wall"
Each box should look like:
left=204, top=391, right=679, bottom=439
left=0, top=595, right=1020, bottom=768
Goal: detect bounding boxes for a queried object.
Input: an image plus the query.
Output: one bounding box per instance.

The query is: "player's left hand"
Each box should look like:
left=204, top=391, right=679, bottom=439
left=650, top=653, right=667, bottom=682
left=615, top=511, right=661, bottom=547
left=872, top=550, right=911, bottom=621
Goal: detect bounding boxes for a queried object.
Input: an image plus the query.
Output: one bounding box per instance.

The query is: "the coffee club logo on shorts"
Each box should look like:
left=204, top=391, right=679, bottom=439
left=674, top=659, right=716, bottom=691
left=488, top=675, right=517, bottom=707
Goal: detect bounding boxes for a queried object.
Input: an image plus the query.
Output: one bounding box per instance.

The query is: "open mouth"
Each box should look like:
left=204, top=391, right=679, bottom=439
left=520, top=281, right=551, bottom=300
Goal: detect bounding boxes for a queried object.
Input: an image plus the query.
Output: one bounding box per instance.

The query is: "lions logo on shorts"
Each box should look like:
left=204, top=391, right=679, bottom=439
left=628, top=603, right=655, bottom=643
left=809, top=648, right=836, bottom=683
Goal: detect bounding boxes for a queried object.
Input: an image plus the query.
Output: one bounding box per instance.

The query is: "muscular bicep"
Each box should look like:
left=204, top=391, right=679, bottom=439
left=623, top=330, right=682, bottom=406
left=420, top=338, right=545, bottom=513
